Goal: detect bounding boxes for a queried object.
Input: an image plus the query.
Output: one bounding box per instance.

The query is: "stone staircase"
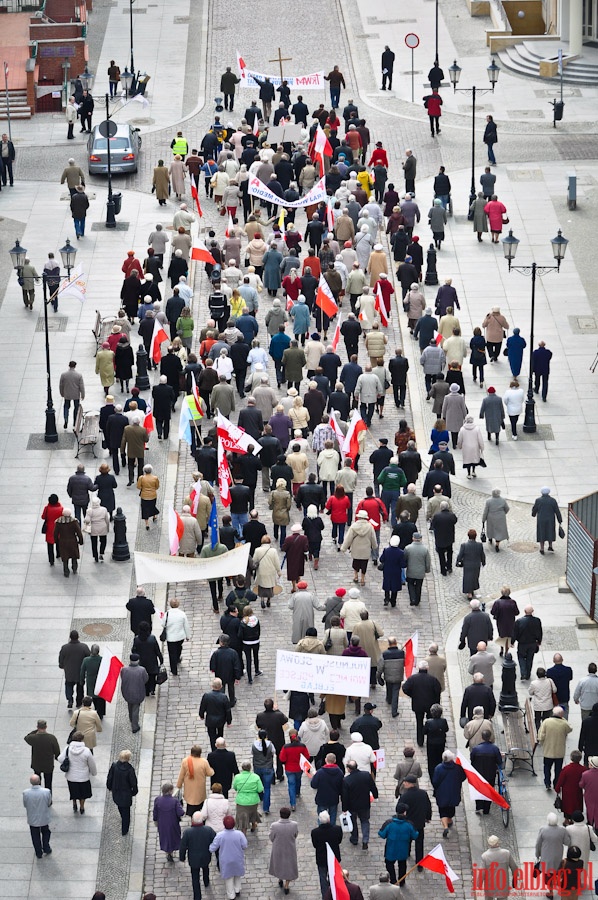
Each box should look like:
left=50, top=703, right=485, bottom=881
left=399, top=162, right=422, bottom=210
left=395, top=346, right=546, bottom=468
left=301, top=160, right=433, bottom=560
left=497, top=41, right=598, bottom=85
left=0, top=89, right=32, bottom=120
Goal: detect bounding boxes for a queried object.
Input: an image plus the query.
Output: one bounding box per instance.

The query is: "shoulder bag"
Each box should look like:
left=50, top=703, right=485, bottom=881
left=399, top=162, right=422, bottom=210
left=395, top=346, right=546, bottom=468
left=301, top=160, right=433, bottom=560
left=156, top=665, right=168, bottom=685
left=159, top=610, right=169, bottom=643
left=324, top=630, right=333, bottom=652
left=66, top=711, right=81, bottom=744
left=60, top=747, right=70, bottom=773
left=480, top=528, right=487, bottom=543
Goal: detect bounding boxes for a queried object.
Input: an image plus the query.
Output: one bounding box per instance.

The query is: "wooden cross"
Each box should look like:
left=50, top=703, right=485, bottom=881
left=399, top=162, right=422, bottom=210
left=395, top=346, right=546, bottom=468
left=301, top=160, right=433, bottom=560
left=269, top=48, right=292, bottom=81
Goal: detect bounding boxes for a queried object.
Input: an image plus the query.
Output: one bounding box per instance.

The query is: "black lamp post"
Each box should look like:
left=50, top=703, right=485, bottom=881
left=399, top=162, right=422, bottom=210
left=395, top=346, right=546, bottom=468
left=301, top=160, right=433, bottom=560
left=10, top=238, right=77, bottom=443
left=448, top=58, right=500, bottom=207
left=129, top=0, right=135, bottom=81
left=79, top=65, right=94, bottom=92
left=100, top=94, right=118, bottom=228
left=120, top=67, right=134, bottom=100
left=502, top=228, right=568, bottom=433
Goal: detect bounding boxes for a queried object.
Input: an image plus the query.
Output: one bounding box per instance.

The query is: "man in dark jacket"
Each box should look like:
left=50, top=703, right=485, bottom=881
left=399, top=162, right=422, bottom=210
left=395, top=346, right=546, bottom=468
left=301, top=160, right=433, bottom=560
left=340, top=314, right=362, bottom=359
left=296, top=474, right=326, bottom=515
left=433, top=166, right=452, bottom=208
left=430, top=502, right=458, bottom=576
left=258, top=426, right=282, bottom=492
left=207, top=737, right=239, bottom=794
left=126, top=587, right=156, bottom=635
left=194, top=438, right=218, bottom=483
left=350, top=703, right=382, bottom=750
left=238, top=450, right=263, bottom=509
left=66, top=464, right=97, bottom=523
left=377, top=637, right=405, bottom=718
left=329, top=384, right=351, bottom=422
left=319, top=348, right=342, bottom=386
left=291, top=96, right=309, bottom=125
left=242, top=510, right=267, bottom=555
left=229, top=336, right=251, bottom=397
left=398, top=774, right=432, bottom=865
left=179, top=813, right=217, bottom=899
left=303, top=383, right=326, bottom=430
left=200, top=679, right=233, bottom=750
left=460, top=673, right=496, bottom=721
left=119, top=653, right=149, bottom=732
left=398, top=442, right=422, bottom=487
left=369, top=439, right=393, bottom=498
left=402, top=662, right=441, bottom=746
left=237, top=398, right=263, bottom=440
left=219, top=607, right=244, bottom=670
left=244, top=101, right=261, bottom=128
left=470, top=731, right=503, bottom=813
left=220, top=66, right=240, bottom=111
left=165, top=288, right=186, bottom=340
left=547, top=653, right=573, bottom=717
left=256, top=698, right=289, bottom=782
left=430, top=441, right=455, bottom=474
left=459, top=600, right=494, bottom=654
left=341, top=761, right=378, bottom=849
left=270, top=455, right=293, bottom=492
left=152, top=375, right=177, bottom=439
left=388, top=348, right=409, bottom=408
left=70, top=186, right=90, bottom=239
left=381, top=46, right=395, bottom=90
left=512, top=605, right=543, bottom=681
left=253, top=76, right=276, bottom=122
left=311, top=810, right=343, bottom=897
left=58, top=629, right=91, bottom=710
left=413, top=309, right=438, bottom=351
left=209, top=636, right=242, bottom=705
left=24, top=720, right=61, bottom=792
left=160, top=347, right=183, bottom=404
left=311, top=753, right=344, bottom=823
left=105, top=405, right=128, bottom=474
left=422, top=459, right=451, bottom=499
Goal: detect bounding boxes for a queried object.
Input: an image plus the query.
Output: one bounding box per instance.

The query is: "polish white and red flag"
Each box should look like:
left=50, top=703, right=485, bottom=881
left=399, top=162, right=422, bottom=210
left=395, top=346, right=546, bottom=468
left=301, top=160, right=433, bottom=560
left=216, top=411, right=260, bottom=455
left=189, top=483, right=200, bottom=515
left=331, top=314, right=342, bottom=350
left=299, top=753, right=315, bottom=777
left=143, top=408, right=154, bottom=434
left=150, top=317, right=169, bottom=364
left=168, top=507, right=185, bottom=556
left=417, top=844, right=459, bottom=893
left=341, top=410, right=367, bottom=467
left=225, top=213, right=234, bottom=238
left=95, top=652, right=124, bottom=703
left=218, top=439, right=232, bottom=507
left=326, top=200, right=335, bottom=233
left=403, top=630, right=419, bottom=678
left=374, top=283, right=389, bottom=327
left=190, top=174, right=203, bottom=217
left=455, top=751, right=510, bottom=810
left=326, top=844, right=350, bottom=900
left=328, top=409, right=345, bottom=451
left=309, top=124, right=333, bottom=162
left=191, top=239, right=216, bottom=265
left=315, top=276, right=339, bottom=320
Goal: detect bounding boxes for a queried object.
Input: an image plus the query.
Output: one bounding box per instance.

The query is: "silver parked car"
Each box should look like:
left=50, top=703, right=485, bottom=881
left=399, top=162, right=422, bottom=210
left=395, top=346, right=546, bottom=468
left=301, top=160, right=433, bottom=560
left=87, top=123, right=142, bottom=175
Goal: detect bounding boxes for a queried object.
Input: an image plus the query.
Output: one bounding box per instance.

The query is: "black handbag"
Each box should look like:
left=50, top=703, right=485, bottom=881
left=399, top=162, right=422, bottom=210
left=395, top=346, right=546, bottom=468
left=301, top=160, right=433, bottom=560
left=324, top=630, right=333, bottom=652
left=553, top=795, right=562, bottom=811
left=60, top=747, right=70, bottom=772
left=159, top=611, right=169, bottom=642
left=41, top=520, right=47, bottom=534
left=478, top=457, right=487, bottom=468
left=66, top=711, right=80, bottom=744
left=480, top=528, right=487, bottom=543
left=558, top=525, right=566, bottom=539
left=156, top=665, right=168, bottom=685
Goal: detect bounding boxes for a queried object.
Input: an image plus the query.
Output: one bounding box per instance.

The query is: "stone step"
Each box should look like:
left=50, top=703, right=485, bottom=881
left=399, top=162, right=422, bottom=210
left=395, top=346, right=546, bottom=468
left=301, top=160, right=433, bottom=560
left=497, top=42, right=598, bottom=85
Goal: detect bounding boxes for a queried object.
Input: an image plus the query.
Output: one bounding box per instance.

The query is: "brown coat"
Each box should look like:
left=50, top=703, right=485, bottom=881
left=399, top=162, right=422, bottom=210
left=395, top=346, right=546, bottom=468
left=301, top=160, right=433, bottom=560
left=54, top=515, right=83, bottom=560
left=352, top=619, right=384, bottom=664
left=121, top=424, right=149, bottom=458
left=366, top=250, right=388, bottom=284
left=153, top=165, right=170, bottom=201
left=136, top=474, right=159, bottom=499
left=482, top=311, right=509, bottom=342
left=176, top=755, right=214, bottom=806
left=335, top=216, right=355, bottom=244
left=69, top=707, right=102, bottom=749
left=269, top=488, right=292, bottom=526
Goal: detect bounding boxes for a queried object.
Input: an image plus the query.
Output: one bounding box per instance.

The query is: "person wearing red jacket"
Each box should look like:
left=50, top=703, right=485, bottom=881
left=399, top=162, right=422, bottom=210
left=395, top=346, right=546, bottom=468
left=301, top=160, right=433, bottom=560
left=325, top=486, right=351, bottom=548
left=373, top=274, right=395, bottom=316
left=355, top=488, right=388, bottom=565
left=424, top=90, right=443, bottom=137
left=278, top=732, right=309, bottom=810
left=121, top=250, right=143, bottom=279
left=368, top=142, right=388, bottom=168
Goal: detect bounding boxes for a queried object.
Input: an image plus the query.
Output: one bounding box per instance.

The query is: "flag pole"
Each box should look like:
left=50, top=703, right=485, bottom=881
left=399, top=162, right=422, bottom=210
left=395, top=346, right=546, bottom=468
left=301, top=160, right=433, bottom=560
left=4, top=62, right=11, bottom=142
left=396, top=864, right=420, bottom=885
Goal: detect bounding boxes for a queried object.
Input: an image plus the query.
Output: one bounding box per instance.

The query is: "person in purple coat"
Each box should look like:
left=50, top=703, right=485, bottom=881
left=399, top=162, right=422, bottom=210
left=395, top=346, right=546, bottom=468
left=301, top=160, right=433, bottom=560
left=153, top=781, right=184, bottom=862
left=209, top=815, right=248, bottom=899
left=269, top=406, right=293, bottom=451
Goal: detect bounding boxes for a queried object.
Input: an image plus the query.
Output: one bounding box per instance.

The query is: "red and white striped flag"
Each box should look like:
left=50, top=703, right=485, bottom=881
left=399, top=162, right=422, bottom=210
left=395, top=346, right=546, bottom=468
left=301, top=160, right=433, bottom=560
left=217, top=411, right=259, bottom=455
left=143, top=408, right=154, bottom=434
left=191, top=239, right=216, bottom=265
left=455, top=751, right=510, bottom=810
left=95, top=652, right=124, bottom=703
left=225, top=213, right=234, bottom=238
left=331, top=314, right=342, bottom=351
left=299, top=753, right=315, bottom=777
left=403, top=630, right=419, bottom=678
left=326, top=844, right=350, bottom=900
left=253, top=114, right=259, bottom=137
left=190, top=174, right=203, bottom=217
left=328, top=409, right=345, bottom=450
left=192, top=381, right=205, bottom=419
left=417, top=844, right=459, bottom=893
left=315, top=276, right=339, bottom=320
left=374, top=283, right=389, bottom=327
left=326, top=200, right=335, bottom=234
left=168, top=507, right=185, bottom=556
left=189, top=483, right=200, bottom=515
left=341, top=409, right=367, bottom=467
left=218, top=438, right=232, bottom=507
left=150, top=317, right=169, bottom=365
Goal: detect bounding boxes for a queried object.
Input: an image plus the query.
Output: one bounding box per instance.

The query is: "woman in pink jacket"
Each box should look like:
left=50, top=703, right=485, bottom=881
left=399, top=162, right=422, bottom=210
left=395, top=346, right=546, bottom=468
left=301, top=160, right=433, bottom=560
left=484, top=195, right=507, bottom=243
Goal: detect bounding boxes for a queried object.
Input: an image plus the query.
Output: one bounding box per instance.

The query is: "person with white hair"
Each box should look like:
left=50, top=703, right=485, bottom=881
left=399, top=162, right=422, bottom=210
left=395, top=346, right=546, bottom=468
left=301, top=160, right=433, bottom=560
left=538, top=706, right=572, bottom=790
left=121, top=415, right=149, bottom=485
left=179, top=809, right=217, bottom=899
left=535, top=812, right=571, bottom=896
left=480, top=835, right=518, bottom=900
left=83, top=496, right=110, bottom=563
left=178, top=504, right=203, bottom=557
left=402, top=661, right=442, bottom=746
left=431, top=749, right=466, bottom=837
left=214, top=347, right=234, bottom=382
left=531, top=487, right=563, bottom=555
left=311, top=809, right=343, bottom=897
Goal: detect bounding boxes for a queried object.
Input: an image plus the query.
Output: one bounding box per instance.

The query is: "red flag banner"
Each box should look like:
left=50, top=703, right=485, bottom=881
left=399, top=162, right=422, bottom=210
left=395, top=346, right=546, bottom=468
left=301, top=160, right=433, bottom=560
left=342, top=410, right=367, bottom=467
left=191, top=240, right=216, bottom=265
left=326, top=844, right=350, bottom=900
left=316, top=276, right=339, bottom=319
left=455, top=752, right=510, bottom=810
left=417, top=844, right=459, bottom=893
left=95, top=652, right=124, bottom=702
left=168, top=507, right=185, bottom=556
left=374, top=284, right=389, bottom=328
left=143, top=410, right=154, bottom=433
left=218, top=439, right=232, bottom=507
left=190, top=174, right=203, bottom=217
left=150, top=317, right=170, bottom=365
left=331, top=314, right=341, bottom=350
left=403, top=631, right=419, bottom=678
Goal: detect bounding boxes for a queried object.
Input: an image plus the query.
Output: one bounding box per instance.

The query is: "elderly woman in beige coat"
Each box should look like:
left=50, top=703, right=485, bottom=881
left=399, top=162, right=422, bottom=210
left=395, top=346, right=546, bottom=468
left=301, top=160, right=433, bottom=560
left=482, top=307, right=510, bottom=362
left=152, top=159, right=170, bottom=205
left=247, top=234, right=268, bottom=269
left=253, top=535, right=281, bottom=609
left=69, top=696, right=102, bottom=749
left=351, top=609, right=384, bottom=688
left=341, top=510, right=378, bottom=586
left=268, top=478, right=292, bottom=544
left=366, top=243, right=388, bottom=284
left=405, top=283, right=426, bottom=333
left=95, top=343, right=115, bottom=393
left=169, top=155, right=187, bottom=200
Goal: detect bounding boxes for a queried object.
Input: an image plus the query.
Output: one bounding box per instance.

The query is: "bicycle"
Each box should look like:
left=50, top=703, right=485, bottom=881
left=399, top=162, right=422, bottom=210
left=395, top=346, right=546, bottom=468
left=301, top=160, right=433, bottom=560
left=497, top=766, right=511, bottom=827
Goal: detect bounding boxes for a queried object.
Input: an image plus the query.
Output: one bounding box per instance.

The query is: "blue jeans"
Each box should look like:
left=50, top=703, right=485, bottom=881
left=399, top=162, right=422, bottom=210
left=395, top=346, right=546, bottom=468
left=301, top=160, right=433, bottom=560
left=63, top=398, right=80, bottom=426
left=286, top=771, right=302, bottom=807
left=317, top=803, right=338, bottom=826
left=436, top=194, right=450, bottom=209
left=381, top=490, right=400, bottom=526
left=487, top=143, right=496, bottom=164
left=73, top=217, right=85, bottom=236
left=349, top=808, right=370, bottom=844
left=330, top=87, right=341, bottom=109
left=231, top=512, right=248, bottom=539
left=254, top=767, right=274, bottom=812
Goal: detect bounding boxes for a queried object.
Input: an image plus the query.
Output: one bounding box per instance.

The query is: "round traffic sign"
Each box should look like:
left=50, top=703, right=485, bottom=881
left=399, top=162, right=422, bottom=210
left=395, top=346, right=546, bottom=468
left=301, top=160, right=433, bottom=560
left=405, top=33, right=420, bottom=49
left=98, top=119, right=117, bottom=138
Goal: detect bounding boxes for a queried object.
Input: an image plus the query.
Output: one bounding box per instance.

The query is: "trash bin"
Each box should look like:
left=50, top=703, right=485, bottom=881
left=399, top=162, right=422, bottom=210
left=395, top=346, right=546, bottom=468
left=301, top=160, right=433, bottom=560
left=112, top=192, right=122, bottom=215
left=551, top=99, right=564, bottom=126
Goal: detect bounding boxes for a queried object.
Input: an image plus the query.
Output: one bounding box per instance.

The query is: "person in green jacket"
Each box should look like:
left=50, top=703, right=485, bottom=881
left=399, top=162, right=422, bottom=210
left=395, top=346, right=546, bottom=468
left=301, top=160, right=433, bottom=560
left=80, top=644, right=106, bottom=720
left=232, top=762, right=263, bottom=834
left=377, top=457, right=407, bottom=527
left=176, top=306, right=194, bottom=351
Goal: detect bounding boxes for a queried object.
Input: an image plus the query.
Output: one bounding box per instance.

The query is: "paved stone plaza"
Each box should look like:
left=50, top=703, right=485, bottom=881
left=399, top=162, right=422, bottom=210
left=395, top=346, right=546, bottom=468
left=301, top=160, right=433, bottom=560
left=1, top=0, right=598, bottom=898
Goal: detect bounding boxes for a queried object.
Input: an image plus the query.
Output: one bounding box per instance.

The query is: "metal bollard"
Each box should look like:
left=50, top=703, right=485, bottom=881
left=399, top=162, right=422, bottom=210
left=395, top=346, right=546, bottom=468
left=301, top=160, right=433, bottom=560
left=112, top=506, right=131, bottom=561
left=424, top=244, right=439, bottom=285
left=136, top=343, right=151, bottom=391
left=567, top=172, right=577, bottom=211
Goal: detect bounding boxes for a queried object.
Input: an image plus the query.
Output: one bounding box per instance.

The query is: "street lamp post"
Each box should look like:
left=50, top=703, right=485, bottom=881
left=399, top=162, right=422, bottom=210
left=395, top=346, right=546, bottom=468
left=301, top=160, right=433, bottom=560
left=120, top=67, right=134, bottom=100
left=129, top=0, right=135, bottom=83
left=449, top=59, right=500, bottom=208
left=102, top=94, right=117, bottom=228
left=9, top=238, right=77, bottom=443
left=78, top=65, right=94, bottom=92
left=501, top=228, right=568, bottom=433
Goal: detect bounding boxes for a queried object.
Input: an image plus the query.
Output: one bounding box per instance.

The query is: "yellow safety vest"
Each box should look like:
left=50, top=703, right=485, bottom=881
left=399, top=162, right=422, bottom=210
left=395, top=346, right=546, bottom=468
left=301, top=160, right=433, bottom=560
left=172, top=137, right=188, bottom=156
